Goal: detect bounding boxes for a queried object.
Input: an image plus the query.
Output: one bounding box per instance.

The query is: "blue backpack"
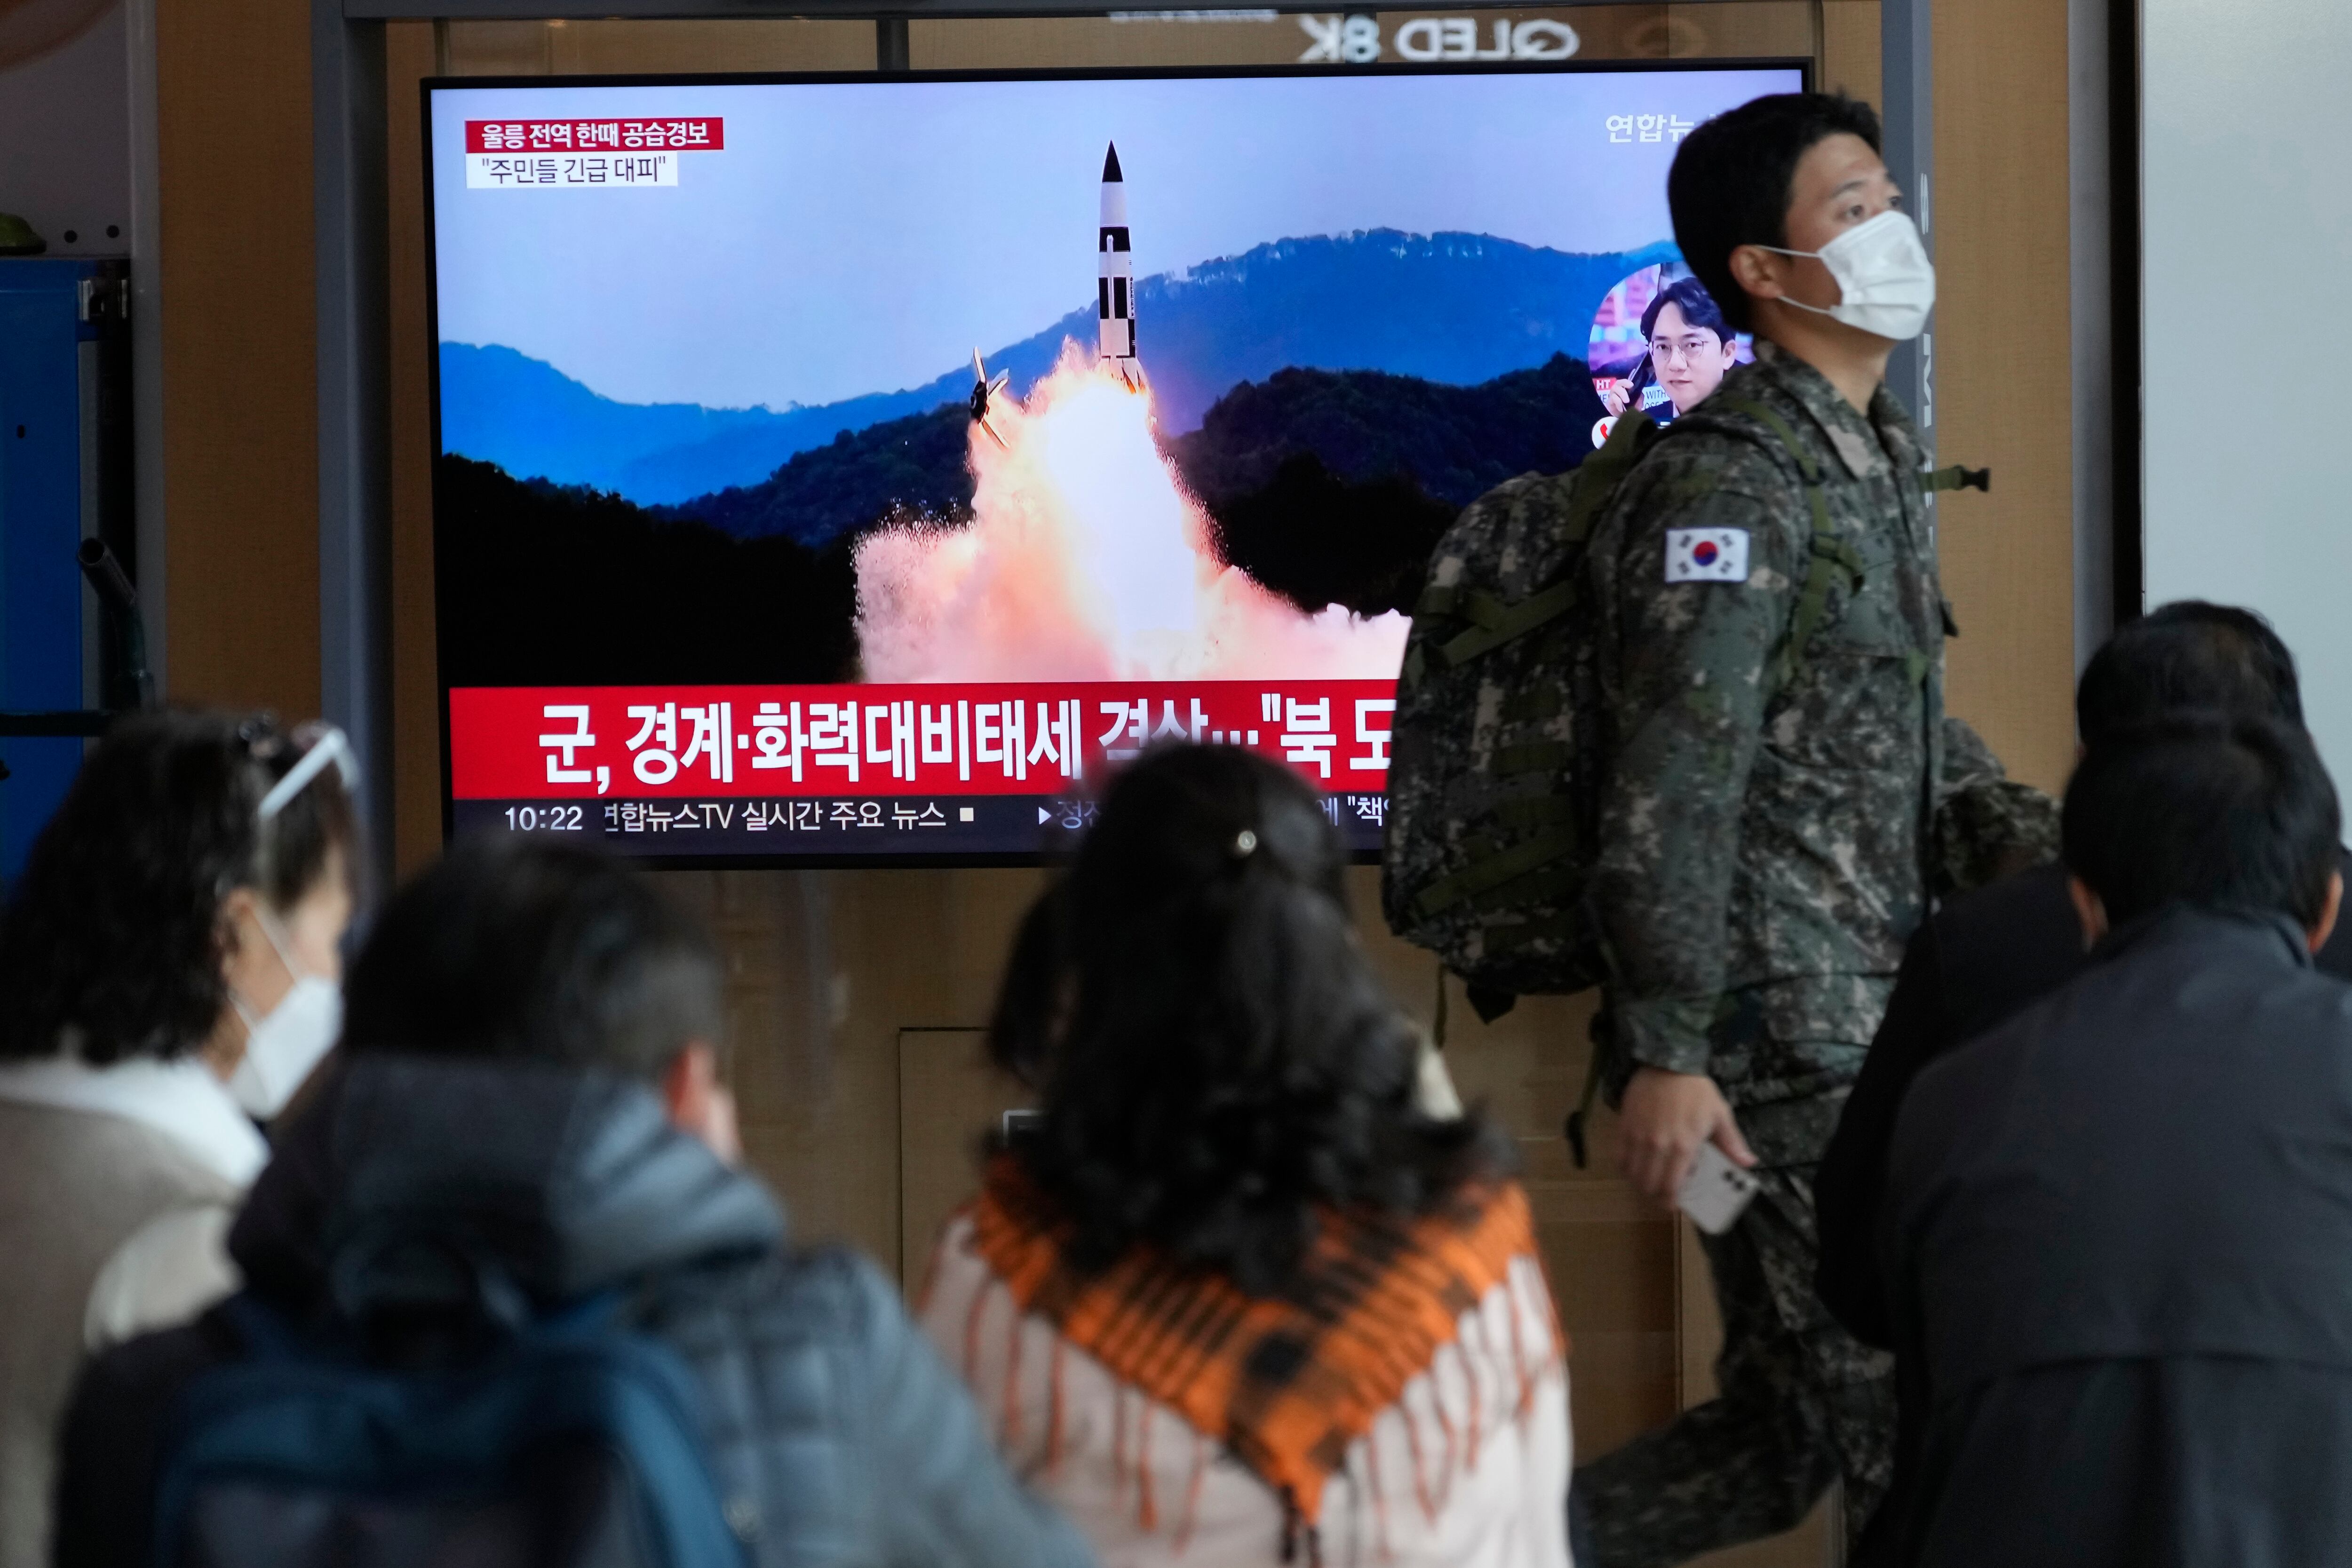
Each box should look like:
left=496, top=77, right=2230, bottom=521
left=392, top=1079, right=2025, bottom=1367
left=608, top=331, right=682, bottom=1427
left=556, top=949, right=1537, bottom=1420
left=147, top=1269, right=747, bottom=1568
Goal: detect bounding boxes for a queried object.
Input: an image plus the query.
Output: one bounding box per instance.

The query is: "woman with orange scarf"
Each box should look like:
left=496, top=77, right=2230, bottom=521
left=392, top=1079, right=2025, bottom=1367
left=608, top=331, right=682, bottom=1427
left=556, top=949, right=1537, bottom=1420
left=921, top=743, right=1573, bottom=1568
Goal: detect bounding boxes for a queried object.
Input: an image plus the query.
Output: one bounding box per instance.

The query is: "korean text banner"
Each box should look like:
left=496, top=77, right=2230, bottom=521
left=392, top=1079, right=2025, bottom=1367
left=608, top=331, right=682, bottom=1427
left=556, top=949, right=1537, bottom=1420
left=452, top=682, right=1396, bottom=797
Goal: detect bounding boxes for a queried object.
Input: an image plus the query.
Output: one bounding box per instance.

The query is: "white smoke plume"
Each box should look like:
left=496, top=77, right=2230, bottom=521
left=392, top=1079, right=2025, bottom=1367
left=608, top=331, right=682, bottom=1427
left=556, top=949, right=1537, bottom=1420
left=853, top=347, right=1409, bottom=683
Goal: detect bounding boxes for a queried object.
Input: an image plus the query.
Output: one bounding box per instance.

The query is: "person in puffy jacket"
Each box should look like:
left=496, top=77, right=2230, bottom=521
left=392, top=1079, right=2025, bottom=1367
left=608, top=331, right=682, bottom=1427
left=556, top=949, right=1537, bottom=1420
left=0, top=712, right=357, bottom=1568
left=921, top=743, right=1573, bottom=1568
left=52, top=836, right=1096, bottom=1568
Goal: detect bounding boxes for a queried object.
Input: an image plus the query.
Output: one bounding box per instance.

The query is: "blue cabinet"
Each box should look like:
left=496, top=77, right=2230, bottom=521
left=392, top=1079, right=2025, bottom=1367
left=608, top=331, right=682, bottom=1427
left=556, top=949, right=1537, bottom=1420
left=0, top=258, right=133, bottom=886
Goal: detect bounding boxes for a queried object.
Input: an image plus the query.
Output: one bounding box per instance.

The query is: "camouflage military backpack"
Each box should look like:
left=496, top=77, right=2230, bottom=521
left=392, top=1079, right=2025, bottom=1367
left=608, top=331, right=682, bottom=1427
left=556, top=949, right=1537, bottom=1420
left=1379, top=410, right=1658, bottom=1019
left=1381, top=398, right=1885, bottom=1019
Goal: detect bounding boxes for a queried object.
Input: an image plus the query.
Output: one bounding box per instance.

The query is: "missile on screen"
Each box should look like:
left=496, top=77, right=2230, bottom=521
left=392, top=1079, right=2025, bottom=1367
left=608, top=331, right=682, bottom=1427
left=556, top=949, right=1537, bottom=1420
left=968, top=347, right=1011, bottom=449
left=1097, top=143, right=1142, bottom=390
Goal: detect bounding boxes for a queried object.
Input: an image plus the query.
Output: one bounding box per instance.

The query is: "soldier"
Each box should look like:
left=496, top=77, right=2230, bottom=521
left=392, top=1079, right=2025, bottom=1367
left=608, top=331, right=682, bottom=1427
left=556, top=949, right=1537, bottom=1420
left=1568, top=93, right=2056, bottom=1564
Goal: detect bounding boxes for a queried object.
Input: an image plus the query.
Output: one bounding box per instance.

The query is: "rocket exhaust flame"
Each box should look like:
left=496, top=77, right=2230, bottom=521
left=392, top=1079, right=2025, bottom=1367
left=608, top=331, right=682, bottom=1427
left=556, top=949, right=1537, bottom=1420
left=853, top=349, right=1409, bottom=683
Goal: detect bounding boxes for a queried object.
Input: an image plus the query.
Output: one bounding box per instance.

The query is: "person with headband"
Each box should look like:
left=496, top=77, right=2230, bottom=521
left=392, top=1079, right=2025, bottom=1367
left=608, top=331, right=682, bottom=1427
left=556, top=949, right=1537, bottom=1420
left=0, top=711, right=357, bottom=1568
left=923, top=743, right=1572, bottom=1568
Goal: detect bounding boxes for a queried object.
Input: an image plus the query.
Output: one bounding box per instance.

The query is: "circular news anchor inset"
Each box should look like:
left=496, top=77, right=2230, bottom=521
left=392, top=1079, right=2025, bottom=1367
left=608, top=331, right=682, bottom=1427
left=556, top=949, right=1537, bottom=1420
left=1588, top=261, right=1753, bottom=446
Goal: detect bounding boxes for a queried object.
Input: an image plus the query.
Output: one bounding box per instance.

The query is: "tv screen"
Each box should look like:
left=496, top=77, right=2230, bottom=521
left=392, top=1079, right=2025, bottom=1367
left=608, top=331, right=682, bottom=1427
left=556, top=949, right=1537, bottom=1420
left=427, top=60, right=1805, bottom=864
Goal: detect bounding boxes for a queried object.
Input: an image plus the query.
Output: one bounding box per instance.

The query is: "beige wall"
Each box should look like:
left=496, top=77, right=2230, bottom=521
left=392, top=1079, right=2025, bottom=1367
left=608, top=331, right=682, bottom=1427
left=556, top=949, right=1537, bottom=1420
left=156, top=0, right=319, bottom=719
left=1933, top=0, right=2076, bottom=795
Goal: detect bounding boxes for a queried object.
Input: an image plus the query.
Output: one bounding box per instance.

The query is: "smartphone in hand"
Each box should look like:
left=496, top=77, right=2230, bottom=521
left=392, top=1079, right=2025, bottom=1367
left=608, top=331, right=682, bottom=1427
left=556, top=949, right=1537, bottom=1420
left=1677, top=1140, right=1761, bottom=1235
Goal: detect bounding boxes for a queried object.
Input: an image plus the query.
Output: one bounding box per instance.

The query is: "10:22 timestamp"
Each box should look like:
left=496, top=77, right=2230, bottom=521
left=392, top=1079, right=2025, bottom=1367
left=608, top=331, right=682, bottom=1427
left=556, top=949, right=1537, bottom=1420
left=505, top=805, right=586, bottom=833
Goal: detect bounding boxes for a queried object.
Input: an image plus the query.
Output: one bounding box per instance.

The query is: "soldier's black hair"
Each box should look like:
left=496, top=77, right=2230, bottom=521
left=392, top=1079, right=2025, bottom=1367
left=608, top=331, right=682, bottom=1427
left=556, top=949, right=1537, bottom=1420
left=2076, top=600, right=2303, bottom=743
left=1667, top=91, right=1884, bottom=334
left=343, top=836, right=722, bottom=1083
left=2064, top=715, right=2339, bottom=929
left=1639, top=274, right=1732, bottom=347
left=0, top=710, right=358, bottom=1066
left=988, top=742, right=1509, bottom=1296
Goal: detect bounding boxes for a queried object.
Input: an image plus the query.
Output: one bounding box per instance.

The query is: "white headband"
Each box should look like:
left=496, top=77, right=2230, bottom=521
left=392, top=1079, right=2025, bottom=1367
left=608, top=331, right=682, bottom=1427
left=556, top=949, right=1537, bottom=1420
left=257, top=726, right=359, bottom=820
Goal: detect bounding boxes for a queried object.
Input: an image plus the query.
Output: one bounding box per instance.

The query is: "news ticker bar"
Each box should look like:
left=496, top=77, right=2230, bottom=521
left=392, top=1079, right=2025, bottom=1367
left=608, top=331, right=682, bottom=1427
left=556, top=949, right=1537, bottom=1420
left=456, top=791, right=1391, bottom=859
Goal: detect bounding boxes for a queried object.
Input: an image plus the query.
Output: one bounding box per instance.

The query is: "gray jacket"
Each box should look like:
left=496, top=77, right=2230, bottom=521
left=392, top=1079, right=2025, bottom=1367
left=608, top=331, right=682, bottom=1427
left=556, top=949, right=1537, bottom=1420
left=52, top=1055, right=1097, bottom=1568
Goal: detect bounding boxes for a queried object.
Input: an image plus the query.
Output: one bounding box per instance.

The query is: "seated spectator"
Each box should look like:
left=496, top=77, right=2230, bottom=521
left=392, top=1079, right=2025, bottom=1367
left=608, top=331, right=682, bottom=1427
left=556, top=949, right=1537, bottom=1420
left=1881, top=716, right=2352, bottom=1566
left=1814, top=602, right=2352, bottom=1561
left=52, top=838, right=1094, bottom=1568
left=0, top=712, right=355, bottom=1568
left=923, top=744, right=1572, bottom=1568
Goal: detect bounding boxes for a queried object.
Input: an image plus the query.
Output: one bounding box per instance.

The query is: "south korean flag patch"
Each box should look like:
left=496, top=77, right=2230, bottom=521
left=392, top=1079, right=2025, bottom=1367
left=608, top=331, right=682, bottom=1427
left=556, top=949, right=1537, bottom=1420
left=1664, top=527, right=1750, bottom=584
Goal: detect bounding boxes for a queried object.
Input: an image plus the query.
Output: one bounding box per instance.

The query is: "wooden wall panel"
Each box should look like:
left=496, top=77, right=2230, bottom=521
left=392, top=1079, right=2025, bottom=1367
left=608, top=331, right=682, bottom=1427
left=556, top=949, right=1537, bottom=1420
left=1932, top=0, right=2078, bottom=794
left=652, top=867, right=1047, bottom=1268
left=445, top=17, right=873, bottom=74
left=1821, top=0, right=1880, bottom=106
left=155, top=0, right=319, bottom=719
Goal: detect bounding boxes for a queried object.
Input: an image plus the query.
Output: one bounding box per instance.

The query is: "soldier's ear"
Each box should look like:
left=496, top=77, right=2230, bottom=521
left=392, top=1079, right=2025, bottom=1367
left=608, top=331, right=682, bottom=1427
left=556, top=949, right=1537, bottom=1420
left=1726, top=244, right=1786, bottom=305
left=2066, top=875, right=2108, bottom=952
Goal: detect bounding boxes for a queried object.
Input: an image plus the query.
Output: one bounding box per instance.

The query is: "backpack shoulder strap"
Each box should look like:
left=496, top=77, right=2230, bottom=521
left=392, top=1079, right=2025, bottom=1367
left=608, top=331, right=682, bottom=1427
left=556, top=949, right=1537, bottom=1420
left=1711, top=396, right=1864, bottom=693
left=1562, top=406, right=1656, bottom=548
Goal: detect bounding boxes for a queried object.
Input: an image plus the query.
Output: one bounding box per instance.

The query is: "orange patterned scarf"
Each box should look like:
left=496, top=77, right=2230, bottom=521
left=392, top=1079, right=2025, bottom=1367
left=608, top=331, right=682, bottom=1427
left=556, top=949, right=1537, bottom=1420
left=967, top=1156, right=1555, bottom=1523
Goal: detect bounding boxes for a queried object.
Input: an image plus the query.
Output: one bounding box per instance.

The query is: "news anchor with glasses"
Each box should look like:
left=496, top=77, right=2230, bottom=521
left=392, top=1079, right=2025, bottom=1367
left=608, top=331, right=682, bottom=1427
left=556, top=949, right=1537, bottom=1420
left=1602, top=275, right=1742, bottom=423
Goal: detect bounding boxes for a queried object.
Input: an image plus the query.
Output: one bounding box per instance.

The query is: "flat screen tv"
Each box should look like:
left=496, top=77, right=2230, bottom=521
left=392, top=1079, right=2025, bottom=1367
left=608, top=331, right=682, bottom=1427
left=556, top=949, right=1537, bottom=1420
left=427, top=58, right=1807, bottom=864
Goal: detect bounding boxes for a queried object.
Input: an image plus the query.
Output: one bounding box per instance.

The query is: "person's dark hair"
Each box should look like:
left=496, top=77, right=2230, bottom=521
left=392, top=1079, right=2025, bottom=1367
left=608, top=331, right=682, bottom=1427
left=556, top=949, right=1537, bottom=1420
left=2063, top=715, right=2339, bottom=929
left=1639, top=274, right=1732, bottom=348
left=1668, top=91, right=1883, bottom=333
left=990, top=743, right=1509, bottom=1295
left=342, top=836, right=722, bottom=1081
left=0, top=711, right=358, bottom=1066
left=2076, top=601, right=2302, bottom=743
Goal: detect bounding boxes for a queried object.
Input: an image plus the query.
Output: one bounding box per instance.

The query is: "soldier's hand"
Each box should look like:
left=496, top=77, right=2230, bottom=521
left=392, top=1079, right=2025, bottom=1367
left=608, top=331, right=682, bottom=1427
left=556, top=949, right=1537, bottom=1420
left=1617, top=1066, right=1757, bottom=1210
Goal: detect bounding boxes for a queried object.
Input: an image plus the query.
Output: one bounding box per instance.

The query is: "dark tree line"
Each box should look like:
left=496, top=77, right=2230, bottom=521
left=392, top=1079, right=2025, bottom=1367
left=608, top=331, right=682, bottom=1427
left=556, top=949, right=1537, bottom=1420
left=435, top=454, right=860, bottom=687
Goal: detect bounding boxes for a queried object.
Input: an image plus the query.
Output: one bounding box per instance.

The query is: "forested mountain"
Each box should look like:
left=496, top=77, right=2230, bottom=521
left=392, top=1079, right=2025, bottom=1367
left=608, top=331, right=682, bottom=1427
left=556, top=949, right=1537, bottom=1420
left=438, top=231, right=1674, bottom=503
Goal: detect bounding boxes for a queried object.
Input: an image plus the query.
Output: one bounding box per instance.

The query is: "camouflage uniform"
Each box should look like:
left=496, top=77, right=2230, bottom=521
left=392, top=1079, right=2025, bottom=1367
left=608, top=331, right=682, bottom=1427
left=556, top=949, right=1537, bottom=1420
left=1569, top=342, right=2056, bottom=1565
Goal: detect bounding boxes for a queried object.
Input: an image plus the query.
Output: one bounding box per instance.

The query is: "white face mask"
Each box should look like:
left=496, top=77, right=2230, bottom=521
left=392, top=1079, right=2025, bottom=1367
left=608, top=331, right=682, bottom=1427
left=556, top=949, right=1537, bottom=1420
left=227, top=910, right=342, bottom=1119
left=1762, top=209, right=1936, bottom=342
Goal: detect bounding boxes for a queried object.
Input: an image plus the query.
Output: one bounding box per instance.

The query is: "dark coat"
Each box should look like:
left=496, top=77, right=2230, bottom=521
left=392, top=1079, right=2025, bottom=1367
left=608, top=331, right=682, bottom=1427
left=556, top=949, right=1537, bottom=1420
left=1818, top=858, right=2352, bottom=1565
left=52, top=1055, right=1096, bottom=1568
left=1818, top=851, right=2352, bottom=1345
left=1881, top=906, right=2352, bottom=1567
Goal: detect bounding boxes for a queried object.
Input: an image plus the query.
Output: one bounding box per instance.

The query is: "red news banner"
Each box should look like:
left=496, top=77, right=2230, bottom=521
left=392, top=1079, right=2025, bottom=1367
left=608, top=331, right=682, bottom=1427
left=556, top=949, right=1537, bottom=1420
left=461, top=118, right=724, bottom=190
left=450, top=681, right=1399, bottom=802
left=463, top=118, right=724, bottom=152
